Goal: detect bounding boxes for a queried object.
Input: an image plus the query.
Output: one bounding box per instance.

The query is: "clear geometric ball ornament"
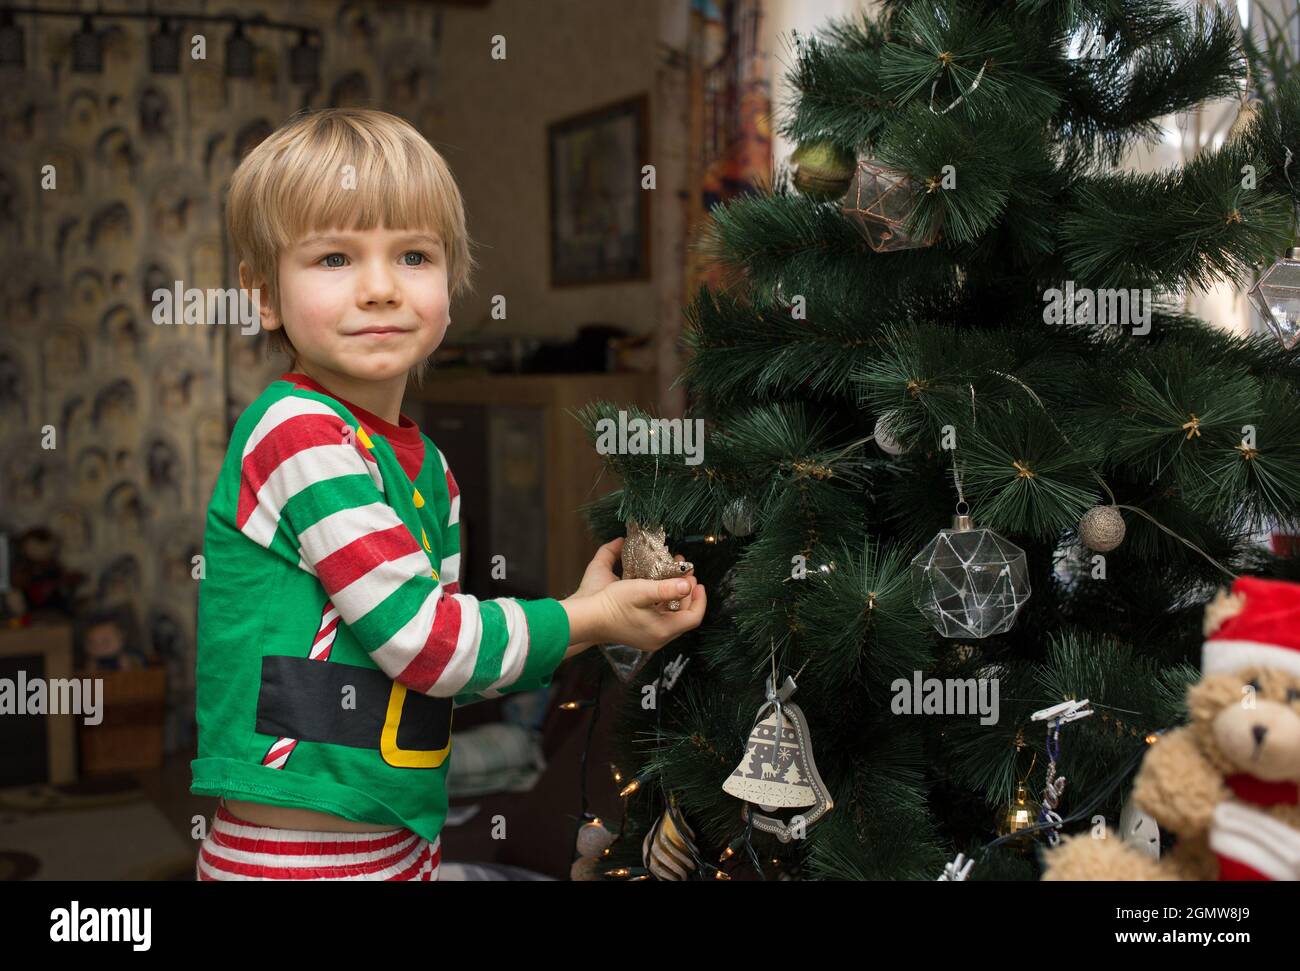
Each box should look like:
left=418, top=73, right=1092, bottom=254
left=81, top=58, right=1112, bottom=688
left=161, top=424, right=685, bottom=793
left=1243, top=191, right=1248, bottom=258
left=910, top=512, right=1031, bottom=638
left=1246, top=247, right=1300, bottom=351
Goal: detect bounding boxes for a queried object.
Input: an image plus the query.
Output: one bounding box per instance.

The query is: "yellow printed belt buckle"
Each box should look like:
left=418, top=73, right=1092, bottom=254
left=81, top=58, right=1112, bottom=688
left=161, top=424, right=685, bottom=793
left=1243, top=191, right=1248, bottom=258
left=381, top=682, right=454, bottom=768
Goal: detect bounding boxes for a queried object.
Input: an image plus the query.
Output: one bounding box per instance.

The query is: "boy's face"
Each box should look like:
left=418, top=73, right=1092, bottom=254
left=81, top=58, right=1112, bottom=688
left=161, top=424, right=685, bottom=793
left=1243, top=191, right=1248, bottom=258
left=248, top=225, right=450, bottom=382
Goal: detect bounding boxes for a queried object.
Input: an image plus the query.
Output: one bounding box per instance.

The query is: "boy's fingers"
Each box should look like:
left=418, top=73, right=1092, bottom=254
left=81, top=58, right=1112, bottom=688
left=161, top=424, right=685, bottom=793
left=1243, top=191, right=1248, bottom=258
left=662, top=582, right=705, bottom=619
left=623, top=579, right=663, bottom=608
left=655, top=585, right=706, bottom=644
left=593, top=537, right=624, bottom=570
left=648, top=577, right=693, bottom=605
left=682, top=582, right=706, bottom=617
left=660, top=584, right=694, bottom=612
left=655, top=576, right=696, bottom=613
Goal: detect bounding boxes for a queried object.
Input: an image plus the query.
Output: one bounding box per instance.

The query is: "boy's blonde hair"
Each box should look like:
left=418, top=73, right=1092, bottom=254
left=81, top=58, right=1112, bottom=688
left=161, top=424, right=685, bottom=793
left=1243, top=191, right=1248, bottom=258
left=226, top=107, right=476, bottom=387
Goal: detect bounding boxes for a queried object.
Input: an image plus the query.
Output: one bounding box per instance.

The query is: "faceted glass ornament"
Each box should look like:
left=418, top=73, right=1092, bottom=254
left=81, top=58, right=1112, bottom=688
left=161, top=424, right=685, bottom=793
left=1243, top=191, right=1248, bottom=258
left=998, top=782, right=1040, bottom=838
left=600, top=643, right=650, bottom=682
left=1246, top=248, right=1300, bottom=350
left=840, top=159, right=940, bottom=253
left=910, top=514, right=1031, bottom=638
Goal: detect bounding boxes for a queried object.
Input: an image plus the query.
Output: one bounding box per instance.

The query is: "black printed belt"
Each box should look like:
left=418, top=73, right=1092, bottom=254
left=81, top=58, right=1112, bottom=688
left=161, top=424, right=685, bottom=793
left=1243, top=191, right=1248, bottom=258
left=256, top=656, right=453, bottom=769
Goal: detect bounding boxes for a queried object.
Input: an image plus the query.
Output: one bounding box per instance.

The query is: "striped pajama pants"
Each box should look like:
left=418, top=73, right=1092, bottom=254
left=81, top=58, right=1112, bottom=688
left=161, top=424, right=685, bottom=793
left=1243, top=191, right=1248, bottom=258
left=196, top=803, right=440, bottom=881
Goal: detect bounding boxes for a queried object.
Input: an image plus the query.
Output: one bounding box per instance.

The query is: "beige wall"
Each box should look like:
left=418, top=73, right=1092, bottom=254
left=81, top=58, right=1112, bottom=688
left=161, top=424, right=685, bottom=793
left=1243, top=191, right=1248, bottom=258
left=767, top=0, right=878, bottom=179
left=433, top=0, right=675, bottom=343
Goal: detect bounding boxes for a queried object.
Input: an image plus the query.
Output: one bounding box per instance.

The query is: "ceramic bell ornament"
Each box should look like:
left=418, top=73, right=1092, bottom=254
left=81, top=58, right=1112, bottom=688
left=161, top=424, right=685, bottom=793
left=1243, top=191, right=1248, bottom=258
left=723, top=675, right=833, bottom=842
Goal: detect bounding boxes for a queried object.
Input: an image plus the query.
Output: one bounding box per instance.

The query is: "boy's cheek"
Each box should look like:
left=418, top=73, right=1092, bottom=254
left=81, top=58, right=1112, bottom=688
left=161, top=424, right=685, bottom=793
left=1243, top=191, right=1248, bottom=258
left=289, top=293, right=346, bottom=332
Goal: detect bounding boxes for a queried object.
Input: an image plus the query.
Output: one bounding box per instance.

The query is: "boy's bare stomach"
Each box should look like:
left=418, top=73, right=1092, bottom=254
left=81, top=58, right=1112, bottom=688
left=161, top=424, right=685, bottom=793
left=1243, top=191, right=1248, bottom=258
left=223, top=798, right=400, bottom=833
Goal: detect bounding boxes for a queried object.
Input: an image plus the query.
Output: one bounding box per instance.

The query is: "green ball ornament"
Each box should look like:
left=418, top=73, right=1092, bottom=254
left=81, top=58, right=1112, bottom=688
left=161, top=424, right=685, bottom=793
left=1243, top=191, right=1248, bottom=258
left=791, top=141, right=856, bottom=201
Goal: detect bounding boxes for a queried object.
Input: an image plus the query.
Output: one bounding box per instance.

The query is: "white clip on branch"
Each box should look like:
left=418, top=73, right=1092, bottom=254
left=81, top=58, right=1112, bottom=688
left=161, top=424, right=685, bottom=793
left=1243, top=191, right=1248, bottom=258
left=938, top=852, right=974, bottom=881
left=1031, top=699, right=1093, bottom=726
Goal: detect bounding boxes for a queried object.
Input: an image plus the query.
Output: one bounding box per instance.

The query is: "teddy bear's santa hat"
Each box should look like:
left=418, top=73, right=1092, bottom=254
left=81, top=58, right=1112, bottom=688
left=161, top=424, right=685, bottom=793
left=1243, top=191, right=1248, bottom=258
left=1203, top=576, right=1300, bottom=679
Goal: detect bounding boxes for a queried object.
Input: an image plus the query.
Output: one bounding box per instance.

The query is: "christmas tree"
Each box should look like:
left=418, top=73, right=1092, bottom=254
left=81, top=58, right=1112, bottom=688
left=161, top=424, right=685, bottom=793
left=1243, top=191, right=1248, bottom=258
left=575, top=0, right=1300, bottom=880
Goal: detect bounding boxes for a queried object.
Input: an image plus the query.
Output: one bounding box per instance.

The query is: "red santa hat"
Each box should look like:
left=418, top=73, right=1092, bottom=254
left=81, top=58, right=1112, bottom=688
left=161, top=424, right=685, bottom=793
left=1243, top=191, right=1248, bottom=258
left=1202, top=576, right=1300, bottom=680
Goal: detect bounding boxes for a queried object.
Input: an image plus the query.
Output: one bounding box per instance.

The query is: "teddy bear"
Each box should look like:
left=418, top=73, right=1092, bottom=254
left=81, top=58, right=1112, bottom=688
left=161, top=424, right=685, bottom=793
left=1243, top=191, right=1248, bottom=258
left=1043, top=575, right=1300, bottom=881
left=6, top=527, right=87, bottom=620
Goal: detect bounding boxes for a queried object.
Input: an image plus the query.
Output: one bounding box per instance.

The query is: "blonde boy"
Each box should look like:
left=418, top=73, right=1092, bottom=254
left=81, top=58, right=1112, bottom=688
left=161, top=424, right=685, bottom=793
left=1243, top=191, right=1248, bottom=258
left=192, top=108, right=704, bottom=881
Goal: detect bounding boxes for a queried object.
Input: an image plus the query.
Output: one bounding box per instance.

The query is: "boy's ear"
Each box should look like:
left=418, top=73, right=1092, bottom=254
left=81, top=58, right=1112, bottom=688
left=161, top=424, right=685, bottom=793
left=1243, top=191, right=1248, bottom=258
left=238, top=261, right=282, bottom=332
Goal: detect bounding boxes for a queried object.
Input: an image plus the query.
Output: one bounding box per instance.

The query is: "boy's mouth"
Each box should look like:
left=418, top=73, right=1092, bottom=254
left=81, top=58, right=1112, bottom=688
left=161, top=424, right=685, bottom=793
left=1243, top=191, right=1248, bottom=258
left=351, top=326, right=410, bottom=337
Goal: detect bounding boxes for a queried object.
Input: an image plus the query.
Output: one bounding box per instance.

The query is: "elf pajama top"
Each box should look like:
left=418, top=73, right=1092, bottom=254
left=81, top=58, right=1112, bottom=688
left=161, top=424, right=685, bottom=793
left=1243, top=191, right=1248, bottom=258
left=191, top=371, right=570, bottom=845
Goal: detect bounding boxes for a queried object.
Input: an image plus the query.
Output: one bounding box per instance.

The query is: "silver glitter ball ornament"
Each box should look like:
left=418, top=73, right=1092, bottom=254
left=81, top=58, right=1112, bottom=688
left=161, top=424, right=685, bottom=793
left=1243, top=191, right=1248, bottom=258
left=722, top=497, right=755, bottom=537
left=1079, top=505, right=1125, bottom=552
left=874, top=413, right=905, bottom=456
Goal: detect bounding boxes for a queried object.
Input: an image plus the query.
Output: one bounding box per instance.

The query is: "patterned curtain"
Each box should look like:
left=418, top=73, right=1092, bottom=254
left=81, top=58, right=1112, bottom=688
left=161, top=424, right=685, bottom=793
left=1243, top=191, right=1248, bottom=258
left=684, top=0, right=774, bottom=297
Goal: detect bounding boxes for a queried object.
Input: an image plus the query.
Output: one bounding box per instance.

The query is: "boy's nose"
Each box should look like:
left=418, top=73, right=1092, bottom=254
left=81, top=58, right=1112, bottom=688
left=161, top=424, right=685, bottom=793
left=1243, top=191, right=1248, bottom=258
left=357, top=264, right=401, bottom=306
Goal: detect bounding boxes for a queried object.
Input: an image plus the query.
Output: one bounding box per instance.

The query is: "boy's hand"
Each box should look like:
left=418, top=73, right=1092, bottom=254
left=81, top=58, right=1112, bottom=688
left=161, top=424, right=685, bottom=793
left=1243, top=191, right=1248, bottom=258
left=586, top=575, right=706, bottom=653
left=561, top=540, right=699, bottom=658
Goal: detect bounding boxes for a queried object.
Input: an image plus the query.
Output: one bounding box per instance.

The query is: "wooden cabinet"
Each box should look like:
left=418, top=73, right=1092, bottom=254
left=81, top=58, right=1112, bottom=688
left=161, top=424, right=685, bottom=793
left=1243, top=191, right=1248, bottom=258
left=404, top=372, right=657, bottom=600
left=77, top=667, right=167, bottom=776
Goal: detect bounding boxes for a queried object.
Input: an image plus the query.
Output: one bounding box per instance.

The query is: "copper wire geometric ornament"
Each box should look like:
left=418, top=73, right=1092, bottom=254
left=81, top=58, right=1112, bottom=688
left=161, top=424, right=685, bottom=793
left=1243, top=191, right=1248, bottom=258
left=840, top=159, right=941, bottom=253
left=910, top=512, right=1031, bottom=638
left=1246, top=247, right=1300, bottom=350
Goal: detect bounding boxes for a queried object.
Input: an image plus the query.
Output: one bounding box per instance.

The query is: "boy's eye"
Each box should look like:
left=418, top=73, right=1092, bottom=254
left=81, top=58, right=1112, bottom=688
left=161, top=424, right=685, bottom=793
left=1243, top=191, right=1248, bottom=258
left=320, top=253, right=346, bottom=268
left=401, top=251, right=429, bottom=266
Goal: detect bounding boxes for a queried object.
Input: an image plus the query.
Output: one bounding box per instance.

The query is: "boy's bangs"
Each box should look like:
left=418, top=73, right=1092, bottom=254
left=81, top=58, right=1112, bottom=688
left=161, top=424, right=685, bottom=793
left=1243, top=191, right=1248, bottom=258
left=274, top=136, right=456, bottom=254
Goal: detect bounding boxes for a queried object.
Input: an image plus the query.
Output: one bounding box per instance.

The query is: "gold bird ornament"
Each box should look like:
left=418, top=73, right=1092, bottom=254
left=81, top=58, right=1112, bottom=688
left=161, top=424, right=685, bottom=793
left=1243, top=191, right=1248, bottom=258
left=622, top=519, right=693, bottom=611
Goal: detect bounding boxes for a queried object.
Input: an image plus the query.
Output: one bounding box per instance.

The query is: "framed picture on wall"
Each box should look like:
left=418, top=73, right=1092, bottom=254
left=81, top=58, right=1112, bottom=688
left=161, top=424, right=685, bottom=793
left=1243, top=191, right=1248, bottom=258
left=548, top=94, right=650, bottom=286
